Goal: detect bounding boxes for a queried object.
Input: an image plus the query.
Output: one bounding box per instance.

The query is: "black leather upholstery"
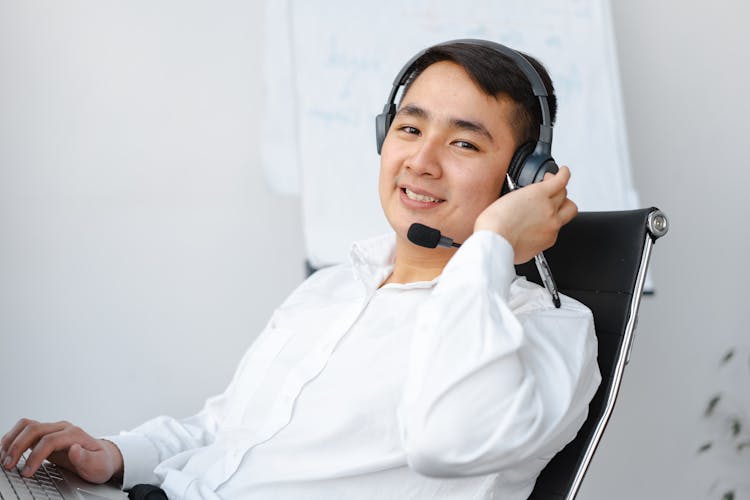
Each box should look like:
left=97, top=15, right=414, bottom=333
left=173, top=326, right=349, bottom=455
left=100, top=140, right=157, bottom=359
left=517, top=208, right=661, bottom=499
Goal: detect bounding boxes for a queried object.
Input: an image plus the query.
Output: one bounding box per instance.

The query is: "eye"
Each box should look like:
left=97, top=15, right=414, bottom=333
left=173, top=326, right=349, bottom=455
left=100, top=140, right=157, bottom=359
left=452, top=140, right=479, bottom=151
left=398, top=125, right=421, bottom=136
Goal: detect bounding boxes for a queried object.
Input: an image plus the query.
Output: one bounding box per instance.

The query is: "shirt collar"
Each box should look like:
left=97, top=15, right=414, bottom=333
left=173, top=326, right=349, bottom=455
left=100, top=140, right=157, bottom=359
left=349, top=233, right=395, bottom=291
left=349, top=232, right=439, bottom=292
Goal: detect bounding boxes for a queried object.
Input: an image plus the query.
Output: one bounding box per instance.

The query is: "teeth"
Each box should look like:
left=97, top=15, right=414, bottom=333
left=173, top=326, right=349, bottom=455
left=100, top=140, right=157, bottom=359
left=405, top=188, right=441, bottom=203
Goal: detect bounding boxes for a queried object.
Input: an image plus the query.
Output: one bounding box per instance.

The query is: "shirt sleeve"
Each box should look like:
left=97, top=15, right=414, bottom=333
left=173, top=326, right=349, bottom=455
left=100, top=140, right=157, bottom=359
left=398, top=230, right=601, bottom=477
left=102, top=271, right=329, bottom=490
left=103, top=340, right=261, bottom=489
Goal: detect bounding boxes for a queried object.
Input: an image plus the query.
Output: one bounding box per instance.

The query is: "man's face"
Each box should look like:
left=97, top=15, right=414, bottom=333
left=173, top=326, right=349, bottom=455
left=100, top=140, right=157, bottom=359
left=378, top=61, right=519, bottom=246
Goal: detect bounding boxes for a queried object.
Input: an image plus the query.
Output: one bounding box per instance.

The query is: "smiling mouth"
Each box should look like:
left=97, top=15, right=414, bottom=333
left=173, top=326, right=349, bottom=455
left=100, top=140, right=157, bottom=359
left=402, top=188, right=444, bottom=203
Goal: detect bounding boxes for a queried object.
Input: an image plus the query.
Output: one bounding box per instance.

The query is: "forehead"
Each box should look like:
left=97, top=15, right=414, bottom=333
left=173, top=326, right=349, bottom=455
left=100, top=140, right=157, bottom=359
left=399, top=61, right=516, bottom=137
left=403, top=61, right=486, bottom=102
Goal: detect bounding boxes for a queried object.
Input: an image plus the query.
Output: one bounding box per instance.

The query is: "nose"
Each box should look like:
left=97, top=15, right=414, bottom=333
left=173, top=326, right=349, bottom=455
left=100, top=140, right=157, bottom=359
left=405, top=137, right=443, bottom=178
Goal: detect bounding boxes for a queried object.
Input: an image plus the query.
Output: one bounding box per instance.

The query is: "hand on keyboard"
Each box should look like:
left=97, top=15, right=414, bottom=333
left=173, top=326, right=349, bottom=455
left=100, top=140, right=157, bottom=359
left=0, top=418, right=123, bottom=484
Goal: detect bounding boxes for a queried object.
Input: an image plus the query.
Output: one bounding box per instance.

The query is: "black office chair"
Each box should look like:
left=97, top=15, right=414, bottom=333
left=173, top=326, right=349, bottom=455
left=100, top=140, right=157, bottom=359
left=516, top=207, right=669, bottom=499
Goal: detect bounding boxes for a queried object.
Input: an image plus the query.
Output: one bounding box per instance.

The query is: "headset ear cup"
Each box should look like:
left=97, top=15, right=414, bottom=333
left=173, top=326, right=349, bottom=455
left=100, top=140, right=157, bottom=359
left=375, top=113, right=387, bottom=154
left=375, top=105, right=396, bottom=155
left=502, top=141, right=536, bottom=195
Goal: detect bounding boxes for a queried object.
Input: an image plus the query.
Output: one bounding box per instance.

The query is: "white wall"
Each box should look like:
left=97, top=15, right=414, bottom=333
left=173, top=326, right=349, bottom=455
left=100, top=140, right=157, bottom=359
left=579, top=1, right=750, bottom=498
left=0, top=1, right=305, bottom=435
left=1, top=1, right=748, bottom=498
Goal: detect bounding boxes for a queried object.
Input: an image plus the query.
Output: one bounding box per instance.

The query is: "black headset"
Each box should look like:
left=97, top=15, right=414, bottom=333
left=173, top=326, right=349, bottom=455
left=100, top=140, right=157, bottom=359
left=375, top=39, right=558, bottom=192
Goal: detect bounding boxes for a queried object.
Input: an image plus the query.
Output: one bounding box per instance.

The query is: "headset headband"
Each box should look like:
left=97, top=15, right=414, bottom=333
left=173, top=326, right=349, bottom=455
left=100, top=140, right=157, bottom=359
left=382, top=38, right=553, bottom=150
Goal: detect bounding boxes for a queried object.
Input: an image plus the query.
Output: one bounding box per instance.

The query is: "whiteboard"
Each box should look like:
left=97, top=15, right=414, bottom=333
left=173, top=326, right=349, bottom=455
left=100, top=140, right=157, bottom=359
left=262, top=0, right=638, bottom=267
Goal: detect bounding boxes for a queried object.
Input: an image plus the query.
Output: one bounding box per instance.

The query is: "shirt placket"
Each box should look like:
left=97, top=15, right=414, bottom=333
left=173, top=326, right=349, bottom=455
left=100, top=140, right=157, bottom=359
left=205, top=291, right=378, bottom=491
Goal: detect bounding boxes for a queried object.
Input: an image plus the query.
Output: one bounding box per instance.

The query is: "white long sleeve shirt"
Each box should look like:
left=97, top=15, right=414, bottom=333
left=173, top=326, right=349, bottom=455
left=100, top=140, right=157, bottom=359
left=107, top=230, right=601, bottom=499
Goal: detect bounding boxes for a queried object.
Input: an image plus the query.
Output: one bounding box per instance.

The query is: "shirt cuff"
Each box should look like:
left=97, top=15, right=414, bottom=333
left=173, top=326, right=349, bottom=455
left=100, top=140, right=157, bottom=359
left=442, top=230, right=516, bottom=299
left=102, top=433, right=161, bottom=490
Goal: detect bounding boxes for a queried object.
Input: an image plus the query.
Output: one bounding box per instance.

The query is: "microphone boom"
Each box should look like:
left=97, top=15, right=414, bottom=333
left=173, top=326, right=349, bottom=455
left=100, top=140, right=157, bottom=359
left=407, top=223, right=461, bottom=249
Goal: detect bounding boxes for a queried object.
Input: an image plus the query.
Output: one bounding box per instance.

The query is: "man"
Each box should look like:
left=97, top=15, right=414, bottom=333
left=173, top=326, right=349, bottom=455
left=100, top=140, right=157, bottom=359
left=1, top=40, right=600, bottom=499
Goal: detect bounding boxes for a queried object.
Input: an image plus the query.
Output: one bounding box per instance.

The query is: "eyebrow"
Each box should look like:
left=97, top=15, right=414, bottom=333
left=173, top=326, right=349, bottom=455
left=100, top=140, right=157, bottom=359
left=396, top=104, right=494, bottom=142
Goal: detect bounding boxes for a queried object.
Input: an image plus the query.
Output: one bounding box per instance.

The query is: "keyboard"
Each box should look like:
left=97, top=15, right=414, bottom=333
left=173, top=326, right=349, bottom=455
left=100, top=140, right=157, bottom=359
left=0, top=458, right=65, bottom=500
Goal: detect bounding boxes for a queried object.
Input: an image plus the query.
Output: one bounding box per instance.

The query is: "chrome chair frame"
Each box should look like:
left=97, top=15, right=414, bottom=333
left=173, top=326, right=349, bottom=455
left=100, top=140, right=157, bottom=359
left=522, top=207, right=668, bottom=500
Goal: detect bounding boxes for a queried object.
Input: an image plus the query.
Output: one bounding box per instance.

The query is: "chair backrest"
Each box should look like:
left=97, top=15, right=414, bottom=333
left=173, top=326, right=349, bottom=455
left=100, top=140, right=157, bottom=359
left=517, top=208, right=668, bottom=500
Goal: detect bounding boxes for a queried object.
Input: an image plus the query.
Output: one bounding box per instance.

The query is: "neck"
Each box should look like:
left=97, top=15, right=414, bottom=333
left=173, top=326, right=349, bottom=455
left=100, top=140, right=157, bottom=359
left=381, top=233, right=457, bottom=286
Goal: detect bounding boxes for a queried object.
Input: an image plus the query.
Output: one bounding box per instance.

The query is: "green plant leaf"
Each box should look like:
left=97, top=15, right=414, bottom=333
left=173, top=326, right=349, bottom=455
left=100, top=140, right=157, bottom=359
left=697, top=442, right=712, bottom=453
left=731, top=418, right=741, bottom=437
left=721, top=349, right=735, bottom=365
left=705, top=394, right=721, bottom=417
left=722, top=491, right=735, bottom=500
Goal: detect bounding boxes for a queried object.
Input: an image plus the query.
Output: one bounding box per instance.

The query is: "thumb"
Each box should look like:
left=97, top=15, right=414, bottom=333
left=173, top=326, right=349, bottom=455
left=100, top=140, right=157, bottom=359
left=67, top=443, right=91, bottom=469
left=68, top=443, right=110, bottom=483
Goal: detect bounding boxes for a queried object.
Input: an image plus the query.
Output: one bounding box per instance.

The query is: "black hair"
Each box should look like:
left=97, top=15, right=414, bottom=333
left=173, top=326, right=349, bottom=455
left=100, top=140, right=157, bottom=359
left=401, top=42, right=556, bottom=146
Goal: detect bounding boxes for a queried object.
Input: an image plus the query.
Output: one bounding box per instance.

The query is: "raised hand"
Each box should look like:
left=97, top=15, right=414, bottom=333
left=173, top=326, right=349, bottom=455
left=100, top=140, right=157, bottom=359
left=474, top=166, right=578, bottom=264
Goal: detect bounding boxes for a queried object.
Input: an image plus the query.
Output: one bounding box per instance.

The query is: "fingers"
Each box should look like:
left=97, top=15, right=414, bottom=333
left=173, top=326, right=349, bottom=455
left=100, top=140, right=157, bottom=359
left=23, top=424, right=96, bottom=477
left=549, top=185, right=568, bottom=209
left=1, top=417, right=39, bottom=454
left=0, top=419, right=100, bottom=478
left=558, top=198, right=578, bottom=225
left=536, top=168, right=569, bottom=209
left=1, top=419, right=64, bottom=471
left=542, top=166, right=575, bottom=217
left=478, top=164, right=576, bottom=259
left=553, top=167, right=577, bottom=224
left=542, top=165, right=571, bottom=190
left=0, top=418, right=30, bottom=458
